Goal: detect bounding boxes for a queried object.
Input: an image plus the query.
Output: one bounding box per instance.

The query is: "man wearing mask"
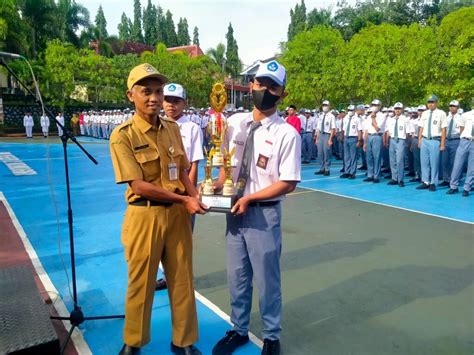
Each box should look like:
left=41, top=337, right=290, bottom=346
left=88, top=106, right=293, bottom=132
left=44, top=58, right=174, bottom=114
left=440, top=100, right=462, bottom=187
left=417, top=95, right=447, bottom=191
left=314, top=100, right=335, bottom=176
left=363, top=99, right=387, bottom=183
left=212, top=60, right=301, bottom=355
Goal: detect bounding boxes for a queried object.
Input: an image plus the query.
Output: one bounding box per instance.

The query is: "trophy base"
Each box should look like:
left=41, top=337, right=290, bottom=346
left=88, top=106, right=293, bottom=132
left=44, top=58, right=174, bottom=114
left=201, top=194, right=237, bottom=213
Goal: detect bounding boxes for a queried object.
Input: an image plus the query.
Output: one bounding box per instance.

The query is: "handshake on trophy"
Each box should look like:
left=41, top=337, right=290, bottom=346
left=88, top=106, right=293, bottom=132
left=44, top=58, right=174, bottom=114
left=200, top=83, right=237, bottom=212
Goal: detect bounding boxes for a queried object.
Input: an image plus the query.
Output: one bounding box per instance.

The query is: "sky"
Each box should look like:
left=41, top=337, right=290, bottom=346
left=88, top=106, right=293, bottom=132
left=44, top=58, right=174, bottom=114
left=79, top=0, right=341, bottom=69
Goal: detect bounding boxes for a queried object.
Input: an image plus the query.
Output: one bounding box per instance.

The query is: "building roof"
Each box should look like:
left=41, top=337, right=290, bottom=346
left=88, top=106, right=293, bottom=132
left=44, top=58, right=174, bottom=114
left=167, top=45, right=204, bottom=58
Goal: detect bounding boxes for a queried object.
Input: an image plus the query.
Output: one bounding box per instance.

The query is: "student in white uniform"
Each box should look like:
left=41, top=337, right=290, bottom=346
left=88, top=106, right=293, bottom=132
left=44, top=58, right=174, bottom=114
left=314, top=100, right=335, bottom=176
left=341, top=105, right=363, bottom=179
left=384, top=102, right=413, bottom=187
left=212, top=60, right=300, bottom=355
left=447, top=110, right=474, bottom=197
left=417, top=95, right=447, bottom=191
left=440, top=100, right=462, bottom=187
left=155, top=83, right=205, bottom=292
left=56, top=112, right=65, bottom=137
left=363, top=100, right=387, bottom=182
left=23, top=111, right=34, bottom=138
left=40, top=113, right=50, bottom=138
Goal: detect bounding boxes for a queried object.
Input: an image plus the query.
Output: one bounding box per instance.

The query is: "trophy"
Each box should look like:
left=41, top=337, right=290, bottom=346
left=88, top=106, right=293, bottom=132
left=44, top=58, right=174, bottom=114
left=200, top=83, right=237, bottom=212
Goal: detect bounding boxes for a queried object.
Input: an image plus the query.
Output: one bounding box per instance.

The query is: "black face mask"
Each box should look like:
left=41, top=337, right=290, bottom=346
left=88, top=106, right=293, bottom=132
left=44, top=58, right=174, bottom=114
left=252, top=88, right=281, bottom=111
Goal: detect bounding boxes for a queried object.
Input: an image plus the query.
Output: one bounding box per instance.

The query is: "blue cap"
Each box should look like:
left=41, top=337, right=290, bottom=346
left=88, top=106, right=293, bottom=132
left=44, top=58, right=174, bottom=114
left=427, top=94, right=438, bottom=102
left=356, top=104, right=365, bottom=110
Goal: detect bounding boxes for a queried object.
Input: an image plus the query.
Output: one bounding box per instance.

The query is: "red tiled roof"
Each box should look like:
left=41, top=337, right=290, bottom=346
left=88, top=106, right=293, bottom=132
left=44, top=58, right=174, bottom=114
left=167, top=45, right=204, bottom=58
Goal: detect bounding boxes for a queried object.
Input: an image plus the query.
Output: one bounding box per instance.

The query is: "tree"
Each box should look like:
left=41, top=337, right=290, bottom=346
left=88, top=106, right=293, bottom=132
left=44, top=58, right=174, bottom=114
left=164, top=10, right=178, bottom=47
left=225, top=23, right=241, bottom=77
left=56, top=0, right=90, bottom=47
left=177, top=18, right=191, bottom=46
left=307, top=8, right=332, bottom=29
left=131, top=0, right=143, bottom=43
left=206, top=43, right=226, bottom=71
left=192, top=26, right=200, bottom=46
left=118, top=12, right=131, bottom=41
left=143, top=0, right=158, bottom=45
left=0, top=0, right=29, bottom=55
left=155, top=6, right=167, bottom=44
left=288, top=0, right=307, bottom=41
left=95, top=5, right=108, bottom=38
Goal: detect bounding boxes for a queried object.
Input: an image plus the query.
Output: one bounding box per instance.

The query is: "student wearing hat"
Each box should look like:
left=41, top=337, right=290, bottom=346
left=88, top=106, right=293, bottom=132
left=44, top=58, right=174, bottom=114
left=363, top=100, right=387, bottom=183
left=417, top=95, right=447, bottom=191
left=341, top=104, right=363, bottom=179
left=385, top=102, right=413, bottom=187
left=447, top=109, right=473, bottom=197
left=110, top=63, right=207, bottom=355
left=440, top=100, right=462, bottom=187
left=155, top=83, right=205, bottom=291
left=212, top=60, right=300, bottom=355
left=314, top=100, right=336, bottom=176
left=301, top=109, right=316, bottom=163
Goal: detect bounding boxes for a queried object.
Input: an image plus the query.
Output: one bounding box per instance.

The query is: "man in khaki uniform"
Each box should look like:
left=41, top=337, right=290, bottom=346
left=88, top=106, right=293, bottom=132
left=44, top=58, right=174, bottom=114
left=110, top=63, right=207, bottom=355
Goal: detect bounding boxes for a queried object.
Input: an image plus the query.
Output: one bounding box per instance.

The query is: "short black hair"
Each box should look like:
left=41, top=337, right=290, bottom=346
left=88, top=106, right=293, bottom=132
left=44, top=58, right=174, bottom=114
left=289, top=105, right=296, bottom=110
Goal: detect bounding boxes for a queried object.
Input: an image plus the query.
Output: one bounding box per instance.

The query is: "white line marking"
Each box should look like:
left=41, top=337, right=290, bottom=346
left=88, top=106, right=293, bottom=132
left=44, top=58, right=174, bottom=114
left=194, top=291, right=263, bottom=348
left=0, top=192, right=92, bottom=355
left=295, top=185, right=473, bottom=225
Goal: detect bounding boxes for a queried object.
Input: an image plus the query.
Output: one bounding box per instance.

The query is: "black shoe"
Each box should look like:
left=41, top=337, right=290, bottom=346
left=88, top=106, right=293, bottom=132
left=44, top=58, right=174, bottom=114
left=324, top=171, right=330, bottom=176
left=363, top=177, right=374, bottom=182
left=462, top=190, right=469, bottom=197
left=358, top=165, right=367, bottom=170
left=399, top=181, right=405, bottom=187
left=381, top=168, right=390, bottom=173
left=438, top=181, right=450, bottom=187
left=409, top=177, right=421, bottom=183
left=339, top=168, right=345, bottom=173
left=155, top=278, right=167, bottom=291
left=429, top=184, right=436, bottom=192
left=340, top=174, right=349, bottom=178
left=416, top=183, right=429, bottom=190
left=119, top=344, right=140, bottom=355
left=388, top=180, right=398, bottom=185
left=212, top=330, right=249, bottom=355
left=171, top=343, right=202, bottom=355
left=261, top=339, right=281, bottom=355
left=302, top=161, right=309, bottom=164
left=406, top=172, right=416, bottom=177
left=348, top=174, right=356, bottom=179
left=373, top=178, right=380, bottom=183
left=384, top=175, right=391, bottom=179
left=315, top=170, right=325, bottom=175
left=446, top=188, right=458, bottom=194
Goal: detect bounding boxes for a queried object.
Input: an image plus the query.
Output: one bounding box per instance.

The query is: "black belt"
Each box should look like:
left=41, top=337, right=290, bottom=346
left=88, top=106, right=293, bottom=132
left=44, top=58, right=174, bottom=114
left=447, top=138, right=460, bottom=141
left=248, top=201, right=280, bottom=207
left=462, top=137, right=474, bottom=141
left=129, top=199, right=173, bottom=207
left=424, top=137, right=440, bottom=140
left=369, top=133, right=383, bottom=136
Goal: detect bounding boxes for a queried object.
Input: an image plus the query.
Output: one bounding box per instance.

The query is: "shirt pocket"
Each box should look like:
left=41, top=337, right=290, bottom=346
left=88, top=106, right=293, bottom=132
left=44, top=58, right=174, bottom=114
left=255, top=146, right=275, bottom=176
left=135, top=149, right=160, bottom=179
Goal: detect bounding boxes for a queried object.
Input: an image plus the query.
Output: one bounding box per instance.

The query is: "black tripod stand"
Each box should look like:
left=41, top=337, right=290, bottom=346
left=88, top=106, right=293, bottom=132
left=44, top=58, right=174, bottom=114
left=0, top=59, right=124, bottom=354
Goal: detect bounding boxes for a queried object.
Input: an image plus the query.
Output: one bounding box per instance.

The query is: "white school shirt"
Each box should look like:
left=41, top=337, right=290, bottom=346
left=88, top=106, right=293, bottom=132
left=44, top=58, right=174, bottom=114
left=335, top=118, right=343, bottom=132
left=224, top=111, right=301, bottom=201
left=365, top=112, right=387, bottom=134
left=419, top=109, right=448, bottom=138
left=409, top=117, right=420, bottom=137
left=175, top=115, right=204, bottom=163
left=342, top=114, right=362, bottom=137
left=23, top=115, right=34, bottom=127
left=459, top=110, right=474, bottom=139
left=40, top=115, right=49, bottom=127
left=56, top=115, right=64, bottom=126
left=446, top=112, right=462, bottom=139
left=316, top=112, right=336, bottom=134
left=385, top=115, right=413, bottom=139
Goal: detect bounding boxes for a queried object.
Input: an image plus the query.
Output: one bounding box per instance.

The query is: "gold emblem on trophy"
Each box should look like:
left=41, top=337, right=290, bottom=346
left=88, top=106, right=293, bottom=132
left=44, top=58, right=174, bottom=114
left=200, top=83, right=237, bottom=212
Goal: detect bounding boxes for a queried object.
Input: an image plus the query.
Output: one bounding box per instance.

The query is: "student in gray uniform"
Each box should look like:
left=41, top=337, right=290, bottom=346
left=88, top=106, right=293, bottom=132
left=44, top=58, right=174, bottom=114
left=341, top=105, right=363, bottom=179
left=440, top=100, right=462, bottom=187
left=212, top=60, right=301, bottom=355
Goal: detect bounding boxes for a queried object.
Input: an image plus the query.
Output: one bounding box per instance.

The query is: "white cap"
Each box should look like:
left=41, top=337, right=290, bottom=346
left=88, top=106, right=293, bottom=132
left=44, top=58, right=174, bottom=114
left=255, top=60, right=286, bottom=86
left=322, top=100, right=330, bottom=106
left=388, top=106, right=394, bottom=112
left=417, top=104, right=426, bottom=111
left=394, top=102, right=403, bottom=109
left=371, top=99, right=382, bottom=106
left=347, top=104, right=355, bottom=111
left=164, top=83, right=186, bottom=100
left=367, top=107, right=374, bottom=113
left=458, top=108, right=464, bottom=114
left=382, top=107, right=388, bottom=112
left=449, top=100, right=459, bottom=107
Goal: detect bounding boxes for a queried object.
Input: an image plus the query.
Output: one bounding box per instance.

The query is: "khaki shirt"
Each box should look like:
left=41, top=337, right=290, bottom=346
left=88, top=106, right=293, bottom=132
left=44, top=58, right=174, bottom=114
left=110, top=114, right=190, bottom=203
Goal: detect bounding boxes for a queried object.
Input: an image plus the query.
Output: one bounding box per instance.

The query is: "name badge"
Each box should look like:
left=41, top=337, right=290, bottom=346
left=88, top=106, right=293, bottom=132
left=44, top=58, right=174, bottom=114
left=168, top=163, right=178, bottom=181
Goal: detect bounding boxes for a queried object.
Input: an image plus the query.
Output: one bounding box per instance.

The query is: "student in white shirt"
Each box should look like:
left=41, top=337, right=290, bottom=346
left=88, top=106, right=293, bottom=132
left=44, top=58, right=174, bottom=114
left=40, top=114, right=50, bottom=138
left=440, top=100, right=462, bottom=186
left=23, top=112, right=34, bottom=138
left=416, top=95, right=447, bottom=191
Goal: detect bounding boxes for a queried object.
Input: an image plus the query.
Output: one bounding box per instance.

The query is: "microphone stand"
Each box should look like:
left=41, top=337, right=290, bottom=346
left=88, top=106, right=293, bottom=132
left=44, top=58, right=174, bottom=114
left=0, top=59, right=124, bottom=354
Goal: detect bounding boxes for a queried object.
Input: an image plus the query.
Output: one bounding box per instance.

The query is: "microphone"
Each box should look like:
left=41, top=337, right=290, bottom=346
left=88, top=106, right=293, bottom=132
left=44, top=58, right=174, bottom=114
left=0, top=51, right=23, bottom=59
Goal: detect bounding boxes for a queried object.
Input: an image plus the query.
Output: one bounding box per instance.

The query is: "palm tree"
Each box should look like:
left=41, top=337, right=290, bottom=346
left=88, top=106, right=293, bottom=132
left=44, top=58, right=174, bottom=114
left=56, top=0, right=90, bottom=47
left=206, top=43, right=226, bottom=72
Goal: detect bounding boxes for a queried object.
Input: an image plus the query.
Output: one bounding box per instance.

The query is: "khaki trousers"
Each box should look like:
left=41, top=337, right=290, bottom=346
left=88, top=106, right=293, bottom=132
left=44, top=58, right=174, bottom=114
left=121, top=203, right=198, bottom=347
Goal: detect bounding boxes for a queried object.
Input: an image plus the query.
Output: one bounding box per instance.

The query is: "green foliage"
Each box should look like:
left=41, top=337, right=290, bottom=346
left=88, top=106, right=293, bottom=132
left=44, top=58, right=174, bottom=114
left=225, top=23, right=241, bottom=77
left=95, top=5, right=108, bottom=38
left=288, top=0, right=307, bottom=41
left=206, top=43, right=226, bottom=71
left=118, top=12, right=131, bottom=41
left=193, top=26, right=200, bottom=46
left=164, top=10, right=178, bottom=47
left=131, top=0, right=143, bottom=43
left=177, top=18, right=191, bottom=46
left=143, top=0, right=158, bottom=45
